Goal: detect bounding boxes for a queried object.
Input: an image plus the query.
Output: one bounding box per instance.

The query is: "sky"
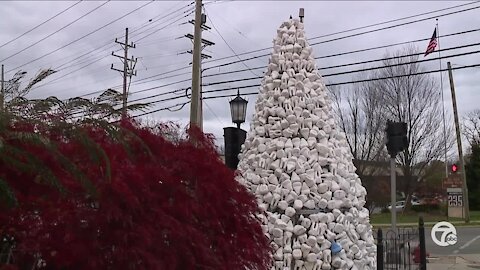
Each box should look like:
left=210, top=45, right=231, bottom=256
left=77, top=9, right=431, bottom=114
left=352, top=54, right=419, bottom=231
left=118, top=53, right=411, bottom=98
left=1, top=1, right=480, bottom=148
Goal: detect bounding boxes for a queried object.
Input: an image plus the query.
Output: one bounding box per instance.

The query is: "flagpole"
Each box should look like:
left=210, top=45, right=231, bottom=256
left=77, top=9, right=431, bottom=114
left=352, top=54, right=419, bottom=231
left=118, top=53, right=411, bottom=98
left=437, top=18, right=448, bottom=177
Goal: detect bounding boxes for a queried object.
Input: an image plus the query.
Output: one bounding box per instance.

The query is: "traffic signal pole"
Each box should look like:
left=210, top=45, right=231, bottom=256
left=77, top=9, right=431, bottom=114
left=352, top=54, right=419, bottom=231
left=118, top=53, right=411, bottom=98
left=390, top=157, right=397, bottom=232
left=386, top=120, right=408, bottom=232
left=447, top=61, right=470, bottom=223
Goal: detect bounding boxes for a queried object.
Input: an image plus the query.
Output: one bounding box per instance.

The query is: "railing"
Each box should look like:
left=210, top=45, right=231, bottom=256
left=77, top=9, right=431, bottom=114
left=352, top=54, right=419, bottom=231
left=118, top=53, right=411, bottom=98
left=376, top=217, right=427, bottom=270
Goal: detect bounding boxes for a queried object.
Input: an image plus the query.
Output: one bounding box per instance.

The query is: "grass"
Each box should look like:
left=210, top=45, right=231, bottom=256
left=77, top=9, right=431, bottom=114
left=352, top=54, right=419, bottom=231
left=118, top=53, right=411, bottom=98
left=370, top=210, right=480, bottom=227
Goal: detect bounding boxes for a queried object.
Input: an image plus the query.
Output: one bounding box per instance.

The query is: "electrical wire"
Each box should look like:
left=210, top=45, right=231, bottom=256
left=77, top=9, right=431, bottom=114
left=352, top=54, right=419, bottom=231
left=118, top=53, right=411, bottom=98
left=197, top=62, right=480, bottom=97
left=0, top=1, right=83, bottom=48
left=125, top=51, right=480, bottom=111
left=39, top=3, right=192, bottom=72
left=202, top=42, right=480, bottom=87
left=129, top=1, right=193, bottom=36
left=308, top=1, right=480, bottom=41
left=199, top=1, right=480, bottom=65
left=42, top=60, right=480, bottom=120
left=31, top=4, right=193, bottom=93
left=201, top=14, right=480, bottom=73
left=91, top=8, right=480, bottom=94
left=204, top=99, right=227, bottom=126
left=0, top=1, right=110, bottom=63
left=6, top=0, right=155, bottom=74
left=201, top=27, right=480, bottom=79
left=133, top=9, right=195, bottom=43
left=75, top=37, right=480, bottom=103
left=205, top=9, right=261, bottom=76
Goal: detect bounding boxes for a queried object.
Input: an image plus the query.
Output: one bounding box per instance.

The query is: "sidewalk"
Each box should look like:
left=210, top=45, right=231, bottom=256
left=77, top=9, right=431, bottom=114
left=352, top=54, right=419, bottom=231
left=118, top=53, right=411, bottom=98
left=372, top=220, right=480, bottom=228
left=427, top=254, right=480, bottom=270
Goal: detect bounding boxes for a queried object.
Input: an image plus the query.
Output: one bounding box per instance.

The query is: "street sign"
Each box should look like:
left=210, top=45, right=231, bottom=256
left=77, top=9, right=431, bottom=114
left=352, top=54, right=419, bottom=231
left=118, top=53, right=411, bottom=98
left=447, top=187, right=464, bottom=218
left=447, top=188, right=463, bottom=207
left=443, top=175, right=463, bottom=189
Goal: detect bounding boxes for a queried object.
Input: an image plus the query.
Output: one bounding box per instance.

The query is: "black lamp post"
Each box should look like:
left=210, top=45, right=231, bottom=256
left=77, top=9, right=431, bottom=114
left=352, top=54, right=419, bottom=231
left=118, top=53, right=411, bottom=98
left=224, top=90, right=248, bottom=170
left=229, top=90, right=248, bottom=129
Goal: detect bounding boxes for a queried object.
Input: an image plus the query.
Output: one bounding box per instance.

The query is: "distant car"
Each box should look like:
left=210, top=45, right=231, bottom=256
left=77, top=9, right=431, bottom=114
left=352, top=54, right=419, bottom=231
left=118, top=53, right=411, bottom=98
left=411, top=198, right=421, bottom=206
left=387, top=201, right=406, bottom=211
left=387, top=200, right=421, bottom=211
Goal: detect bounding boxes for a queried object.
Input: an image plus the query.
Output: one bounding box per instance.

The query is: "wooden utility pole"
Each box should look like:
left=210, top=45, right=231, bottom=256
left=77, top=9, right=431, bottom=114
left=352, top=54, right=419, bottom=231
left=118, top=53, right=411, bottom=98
left=189, top=0, right=203, bottom=130
left=185, top=18, right=214, bottom=132
left=111, top=28, right=137, bottom=117
left=0, top=64, right=4, bottom=112
left=447, top=61, right=470, bottom=222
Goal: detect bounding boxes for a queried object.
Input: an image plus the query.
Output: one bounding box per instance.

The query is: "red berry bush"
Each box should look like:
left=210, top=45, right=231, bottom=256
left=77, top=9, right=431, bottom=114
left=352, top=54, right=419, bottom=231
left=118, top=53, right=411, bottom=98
left=0, top=119, right=271, bottom=270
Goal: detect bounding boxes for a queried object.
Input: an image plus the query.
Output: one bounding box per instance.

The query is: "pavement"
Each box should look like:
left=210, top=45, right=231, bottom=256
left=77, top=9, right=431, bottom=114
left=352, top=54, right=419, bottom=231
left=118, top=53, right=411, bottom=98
left=427, top=254, right=480, bottom=269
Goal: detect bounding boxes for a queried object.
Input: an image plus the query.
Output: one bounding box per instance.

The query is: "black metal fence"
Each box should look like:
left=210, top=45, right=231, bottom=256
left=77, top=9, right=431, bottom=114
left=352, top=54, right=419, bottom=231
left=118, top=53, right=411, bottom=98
left=376, top=217, right=427, bottom=270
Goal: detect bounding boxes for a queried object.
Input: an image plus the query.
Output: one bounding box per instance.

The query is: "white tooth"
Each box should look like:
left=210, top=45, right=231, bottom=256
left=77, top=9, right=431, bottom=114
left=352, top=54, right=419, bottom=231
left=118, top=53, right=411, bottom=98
left=293, top=199, right=303, bottom=210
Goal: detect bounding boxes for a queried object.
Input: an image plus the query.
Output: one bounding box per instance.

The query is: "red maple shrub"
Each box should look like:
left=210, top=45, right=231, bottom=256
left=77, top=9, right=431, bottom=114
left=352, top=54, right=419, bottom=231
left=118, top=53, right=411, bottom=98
left=0, top=119, right=271, bottom=270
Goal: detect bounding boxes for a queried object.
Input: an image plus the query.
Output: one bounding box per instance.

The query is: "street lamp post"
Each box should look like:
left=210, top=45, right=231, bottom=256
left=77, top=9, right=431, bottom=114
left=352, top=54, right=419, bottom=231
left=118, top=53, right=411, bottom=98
left=229, top=90, right=248, bottom=129
left=224, top=90, right=248, bottom=170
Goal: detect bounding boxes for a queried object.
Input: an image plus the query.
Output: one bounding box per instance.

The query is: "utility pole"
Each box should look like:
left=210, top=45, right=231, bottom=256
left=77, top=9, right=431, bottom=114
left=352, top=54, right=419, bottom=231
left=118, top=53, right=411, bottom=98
left=111, top=28, right=137, bottom=117
left=188, top=0, right=215, bottom=131
left=0, top=64, right=4, bottom=113
left=447, top=61, right=470, bottom=223
left=189, top=0, right=203, bottom=130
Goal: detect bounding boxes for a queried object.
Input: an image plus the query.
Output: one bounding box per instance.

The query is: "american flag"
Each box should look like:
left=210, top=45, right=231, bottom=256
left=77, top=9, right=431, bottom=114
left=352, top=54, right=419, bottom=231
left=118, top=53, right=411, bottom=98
left=424, top=28, right=437, bottom=57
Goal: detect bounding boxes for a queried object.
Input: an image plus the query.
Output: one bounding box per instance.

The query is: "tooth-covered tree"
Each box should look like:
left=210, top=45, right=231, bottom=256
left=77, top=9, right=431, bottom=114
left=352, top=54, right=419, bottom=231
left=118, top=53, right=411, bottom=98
left=0, top=115, right=271, bottom=269
left=236, top=18, right=376, bottom=270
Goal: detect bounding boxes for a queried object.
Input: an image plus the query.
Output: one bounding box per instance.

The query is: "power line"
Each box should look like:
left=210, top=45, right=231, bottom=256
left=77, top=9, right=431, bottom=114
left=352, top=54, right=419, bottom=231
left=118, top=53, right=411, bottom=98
left=33, top=46, right=187, bottom=92
left=0, top=1, right=83, bottom=49
left=309, top=4, right=480, bottom=48
left=200, top=45, right=480, bottom=87
left=1, top=1, right=110, bottom=63
left=47, top=61, right=480, bottom=120
left=200, top=27, right=480, bottom=79
left=132, top=101, right=190, bottom=118
left=33, top=5, right=193, bottom=93
left=87, top=38, right=480, bottom=104
left=129, top=1, right=194, bottom=36
left=204, top=22, right=480, bottom=73
left=38, top=21, right=480, bottom=104
left=32, top=50, right=119, bottom=90
left=133, top=9, right=195, bottom=43
left=205, top=9, right=260, bottom=76
left=318, top=42, right=480, bottom=71
left=197, top=62, right=480, bottom=97
left=308, top=1, right=480, bottom=41
left=6, top=1, right=155, bottom=74
left=96, top=5, right=480, bottom=93
left=43, top=3, right=192, bottom=72
left=77, top=34, right=480, bottom=104
left=131, top=5, right=195, bottom=42
left=197, top=2, right=480, bottom=68
left=204, top=99, right=227, bottom=126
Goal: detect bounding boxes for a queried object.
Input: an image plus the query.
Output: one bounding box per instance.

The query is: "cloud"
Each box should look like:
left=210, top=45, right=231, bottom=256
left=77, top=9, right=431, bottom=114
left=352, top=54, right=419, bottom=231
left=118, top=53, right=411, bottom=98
left=1, top=1, right=478, bottom=147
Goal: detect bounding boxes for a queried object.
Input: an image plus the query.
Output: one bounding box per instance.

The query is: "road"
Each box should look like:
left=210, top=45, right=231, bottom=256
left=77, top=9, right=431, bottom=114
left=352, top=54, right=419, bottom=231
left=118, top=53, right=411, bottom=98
left=426, top=226, right=480, bottom=255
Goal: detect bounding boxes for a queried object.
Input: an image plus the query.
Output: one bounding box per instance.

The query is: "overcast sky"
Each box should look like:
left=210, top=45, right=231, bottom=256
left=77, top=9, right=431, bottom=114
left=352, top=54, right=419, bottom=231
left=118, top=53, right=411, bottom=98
left=1, top=1, right=479, bottom=147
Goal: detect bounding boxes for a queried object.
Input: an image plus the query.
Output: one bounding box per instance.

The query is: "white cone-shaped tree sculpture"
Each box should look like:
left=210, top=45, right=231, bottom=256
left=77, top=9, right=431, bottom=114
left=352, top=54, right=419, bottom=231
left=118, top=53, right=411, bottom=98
left=236, top=17, right=377, bottom=270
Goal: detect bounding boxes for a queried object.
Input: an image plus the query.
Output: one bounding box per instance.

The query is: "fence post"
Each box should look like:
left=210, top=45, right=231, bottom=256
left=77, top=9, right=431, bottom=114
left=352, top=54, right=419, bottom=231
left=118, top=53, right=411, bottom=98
left=377, top=228, right=384, bottom=270
left=419, top=216, right=427, bottom=270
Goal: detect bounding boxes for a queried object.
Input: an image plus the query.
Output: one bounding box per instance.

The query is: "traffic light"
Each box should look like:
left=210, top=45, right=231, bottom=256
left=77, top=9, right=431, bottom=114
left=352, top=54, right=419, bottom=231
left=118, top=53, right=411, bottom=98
left=386, top=120, right=408, bottom=158
left=451, top=164, right=458, bottom=173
